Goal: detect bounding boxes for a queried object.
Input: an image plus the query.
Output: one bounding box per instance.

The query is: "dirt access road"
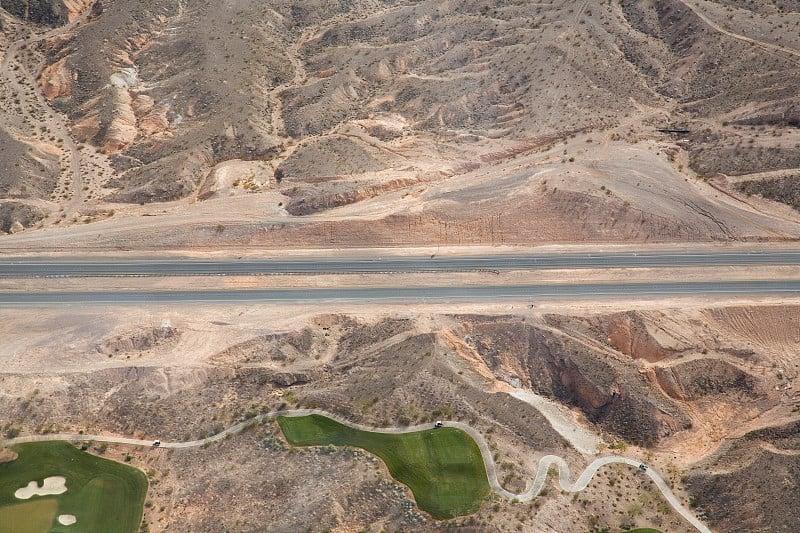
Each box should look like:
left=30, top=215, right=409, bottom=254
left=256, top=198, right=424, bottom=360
left=677, top=0, right=800, bottom=65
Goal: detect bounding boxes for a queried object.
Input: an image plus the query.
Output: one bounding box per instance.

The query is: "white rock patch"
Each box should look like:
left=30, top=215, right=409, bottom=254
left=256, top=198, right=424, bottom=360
left=14, top=476, right=68, bottom=499
left=509, top=389, right=604, bottom=455
left=109, top=68, right=138, bottom=89
left=57, top=515, right=77, bottom=526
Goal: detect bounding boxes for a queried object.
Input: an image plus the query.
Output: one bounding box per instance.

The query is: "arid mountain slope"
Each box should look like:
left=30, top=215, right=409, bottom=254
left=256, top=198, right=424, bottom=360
left=1, top=0, right=800, bottom=244
left=0, top=0, right=90, bottom=25
left=1, top=303, right=798, bottom=531
left=687, top=419, right=800, bottom=533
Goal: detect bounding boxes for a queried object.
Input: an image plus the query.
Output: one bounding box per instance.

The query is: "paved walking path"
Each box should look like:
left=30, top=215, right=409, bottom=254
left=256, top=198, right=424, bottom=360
left=3, top=409, right=711, bottom=533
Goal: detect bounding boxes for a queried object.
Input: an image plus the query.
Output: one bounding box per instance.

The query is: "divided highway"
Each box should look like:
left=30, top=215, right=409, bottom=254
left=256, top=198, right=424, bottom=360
left=2, top=249, right=800, bottom=277
left=1, top=281, right=800, bottom=304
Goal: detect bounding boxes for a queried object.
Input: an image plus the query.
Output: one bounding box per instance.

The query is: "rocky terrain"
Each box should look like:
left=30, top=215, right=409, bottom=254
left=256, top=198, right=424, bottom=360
left=1, top=302, right=798, bottom=531
left=2, top=1, right=800, bottom=532
left=737, top=173, right=800, bottom=211
left=686, top=418, right=800, bottom=533
left=0, top=0, right=799, bottom=244
left=0, top=0, right=92, bottom=25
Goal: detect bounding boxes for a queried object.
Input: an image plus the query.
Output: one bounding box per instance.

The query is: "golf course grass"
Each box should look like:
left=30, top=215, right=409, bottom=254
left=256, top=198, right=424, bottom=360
left=0, top=441, right=148, bottom=533
left=278, top=414, right=491, bottom=519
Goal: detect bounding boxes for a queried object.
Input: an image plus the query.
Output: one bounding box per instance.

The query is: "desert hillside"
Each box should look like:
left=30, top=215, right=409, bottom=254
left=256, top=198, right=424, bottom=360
left=2, top=3, right=800, bottom=533
left=0, top=0, right=799, bottom=247
left=2, top=302, right=798, bottom=531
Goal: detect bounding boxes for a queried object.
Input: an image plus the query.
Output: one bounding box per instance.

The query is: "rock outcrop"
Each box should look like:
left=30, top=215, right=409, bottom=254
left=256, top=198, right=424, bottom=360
left=283, top=177, right=420, bottom=216
left=61, top=0, right=93, bottom=21
left=1, top=0, right=65, bottom=24
left=39, top=56, right=72, bottom=100
left=687, top=420, right=800, bottom=532
left=655, top=359, right=756, bottom=401
left=0, top=0, right=92, bottom=24
left=459, top=317, right=692, bottom=446
left=103, top=87, right=138, bottom=152
left=0, top=201, right=46, bottom=233
left=0, top=128, right=60, bottom=200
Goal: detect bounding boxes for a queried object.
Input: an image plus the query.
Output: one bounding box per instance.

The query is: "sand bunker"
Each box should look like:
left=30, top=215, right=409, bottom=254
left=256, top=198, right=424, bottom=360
left=57, top=514, right=77, bottom=526
left=14, top=476, right=68, bottom=499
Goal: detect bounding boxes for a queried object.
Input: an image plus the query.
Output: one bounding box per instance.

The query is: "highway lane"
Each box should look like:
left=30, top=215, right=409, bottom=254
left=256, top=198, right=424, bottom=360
left=2, top=280, right=800, bottom=304
left=1, top=249, right=800, bottom=277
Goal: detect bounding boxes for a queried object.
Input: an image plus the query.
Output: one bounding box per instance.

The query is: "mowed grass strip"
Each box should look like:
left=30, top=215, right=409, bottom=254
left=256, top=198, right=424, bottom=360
left=0, top=441, right=148, bottom=533
left=278, top=414, right=490, bottom=519
left=0, top=499, right=59, bottom=533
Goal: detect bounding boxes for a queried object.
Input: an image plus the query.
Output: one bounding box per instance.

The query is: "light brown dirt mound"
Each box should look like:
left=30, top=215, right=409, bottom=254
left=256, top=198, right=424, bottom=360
left=736, top=175, right=800, bottom=212
left=0, top=129, right=60, bottom=201
left=97, top=325, right=179, bottom=357
left=210, top=327, right=333, bottom=368
left=283, top=176, right=421, bottom=216
left=276, top=136, right=388, bottom=182
left=655, top=358, right=757, bottom=401
left=543, top=310, right=693, bottom=363
left=705, top=306, right=800, bottom=363
left=604, top=312, right=673, bottom=363
left=0, top=202, right=46, bottom=234
left=0, top=448, right=18, bottom=463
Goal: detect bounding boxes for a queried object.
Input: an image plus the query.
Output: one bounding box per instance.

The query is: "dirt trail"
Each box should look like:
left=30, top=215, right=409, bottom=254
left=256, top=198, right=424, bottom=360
left=723, top=169, right=800, bottom=184
left=508, top=388, right=604, bottom=455
left=678, top=0, right=800, bottom=65
left=0, top=8, right=92, bottom=218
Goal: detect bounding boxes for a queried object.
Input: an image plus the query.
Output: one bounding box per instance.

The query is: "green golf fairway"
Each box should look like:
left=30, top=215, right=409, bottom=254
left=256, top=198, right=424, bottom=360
left=0, top=499, right=59, bottom=533
left=278, top=414, right=490, bottom=519
left=0, top=441, right=148, bottom=533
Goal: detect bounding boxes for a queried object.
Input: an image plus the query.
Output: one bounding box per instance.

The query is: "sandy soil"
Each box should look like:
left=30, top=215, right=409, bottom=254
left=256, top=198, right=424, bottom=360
left=509, top=389, right=604, bottom=456
left=2, top=133, right=799, bottom=252
left=0, top=448, right=18, bottom=463
left=15, top=476, right=67, bottom=499
left=2, top=2, right=800, bottom=530
left=57, top=514, right=77, bottom=525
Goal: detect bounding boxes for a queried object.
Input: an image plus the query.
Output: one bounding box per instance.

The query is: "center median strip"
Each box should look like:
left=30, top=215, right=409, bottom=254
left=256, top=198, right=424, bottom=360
left=2, top=250, right=800, bottom=277
left=1, top=280, right=800, bottom=304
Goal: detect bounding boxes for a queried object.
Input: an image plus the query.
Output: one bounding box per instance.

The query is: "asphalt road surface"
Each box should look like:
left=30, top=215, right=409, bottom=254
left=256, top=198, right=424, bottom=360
left=1, top=280, right=799, bottom=304
left=2, top=249, right=800, bottom=277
